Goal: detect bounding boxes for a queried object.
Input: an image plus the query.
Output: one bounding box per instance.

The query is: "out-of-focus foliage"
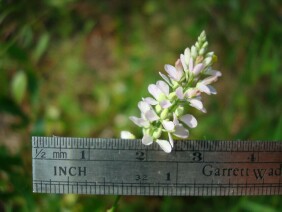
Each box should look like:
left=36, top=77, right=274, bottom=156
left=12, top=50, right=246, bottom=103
left=0, top=0, right=281, bottom=211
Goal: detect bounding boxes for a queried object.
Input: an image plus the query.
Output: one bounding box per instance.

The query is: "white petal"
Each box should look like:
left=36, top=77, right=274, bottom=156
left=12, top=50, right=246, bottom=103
left=138, top=101, right=151, bottom=113
left=143, top=97, right=158, bottom=105
left=156, top=139, right=172, bottom=153
left=121, top=131, right=135, bottom=139
left=186, top=88, right=198, bottom=98
left=142, top=134, right=153, bottom=145
left=197, top=83, right=212, bottom=95
left=173, top=113, right=179, bottom=125
left=168, top=133, right=174, bottom=148
left=189, top=98, right=203, bottom=109
left=164, top=64, right=182, bottom=81
left=175, top=65, right=184, bottom=81
left=160, top=100, right=172, bottom=108
left=164, top=64, right=177, bottom=80
left=175, top=87, right=184, bottom=99
left=207, top=85, right=217, bottom=94
left=180, top=54, right=187, bottom=70
left=193, top=63, right=204, bottom=76
left=129, top=116, right=150, bottom=127
left=180, top=114, right=197, bottom=128
left=174, top=125, right=189, bottom=138
left=162, top=120, right=175, bottom=132
left=189, top=98, right=206, bottom=113
left=148, top=84, right=163, bottom=100
left=200, top=75, right=218, bottom=85
left=159, top=72, right=172, bottom=86
left=144, top=110, right=159, bottom=122
left=156, top=80, right=169, bottom=96
left=197, top=84, right=217, bottom=95
left=189, top=58, right=194, bottom=72
left=175, top=59, right=183, bottom=72
left=205, top=69, right=222, bottom=77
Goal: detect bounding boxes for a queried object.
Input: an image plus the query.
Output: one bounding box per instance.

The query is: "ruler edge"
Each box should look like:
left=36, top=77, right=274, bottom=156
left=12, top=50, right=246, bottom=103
left=32, top=136, right=282, bottom=152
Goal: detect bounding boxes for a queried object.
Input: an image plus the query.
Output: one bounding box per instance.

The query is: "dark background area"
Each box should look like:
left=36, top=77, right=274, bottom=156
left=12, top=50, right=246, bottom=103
left=0, top=0, right=281, bottom=211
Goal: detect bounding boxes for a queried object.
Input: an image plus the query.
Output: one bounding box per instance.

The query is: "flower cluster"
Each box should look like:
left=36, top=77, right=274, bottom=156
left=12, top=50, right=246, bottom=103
left=123, top=31, right=222, bottom=153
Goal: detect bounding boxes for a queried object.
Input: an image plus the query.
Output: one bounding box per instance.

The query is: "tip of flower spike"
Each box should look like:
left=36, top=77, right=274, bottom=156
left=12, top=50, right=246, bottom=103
left=199, top=31, right=206, bottom=41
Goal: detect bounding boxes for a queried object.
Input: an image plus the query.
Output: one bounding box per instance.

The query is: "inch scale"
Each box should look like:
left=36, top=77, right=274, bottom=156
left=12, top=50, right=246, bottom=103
left=32, top=137, right=282, bottom=196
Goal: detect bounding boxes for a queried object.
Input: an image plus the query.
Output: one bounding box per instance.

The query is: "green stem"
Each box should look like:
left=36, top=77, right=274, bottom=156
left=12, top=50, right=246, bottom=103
left=107, top=195, right=121, bottom=212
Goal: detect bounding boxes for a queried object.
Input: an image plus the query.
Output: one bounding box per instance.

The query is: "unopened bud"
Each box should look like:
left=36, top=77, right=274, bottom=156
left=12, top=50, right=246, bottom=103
left=195, top=56, right=204, bottom=64
left=203, top=41, right=208, bottom=49
left=160, top=108, right=169, bottom=119
left=191, top=46, right=197, bottom=58
left=206, top=51, right=214, bottom=57
left=199, top=31, right=206, bottom=41
left=204, top=57, right=212, bottom=66
left=184, top=48, right=190, bottom=64
left=155, top=104, right=162, bottom=114
left=152, top=128, right=162, bottom=139
left=199, top=48, right=206, bottom=56
left=175, top=106, right=184, bottom=117
left=143, top=128, right=151, bottom=135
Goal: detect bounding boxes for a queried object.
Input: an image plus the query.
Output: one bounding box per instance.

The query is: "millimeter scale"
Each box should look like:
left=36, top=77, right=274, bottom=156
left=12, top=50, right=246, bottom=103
left=32, top=137, right=282, bottom=196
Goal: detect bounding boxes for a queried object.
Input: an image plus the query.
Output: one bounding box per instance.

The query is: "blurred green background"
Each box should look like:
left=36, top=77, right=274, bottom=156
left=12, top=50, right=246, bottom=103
left=0, top=0, right=281, bottom=211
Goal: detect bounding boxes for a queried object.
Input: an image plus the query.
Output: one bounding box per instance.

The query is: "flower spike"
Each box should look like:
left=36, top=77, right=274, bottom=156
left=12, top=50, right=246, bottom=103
left=125, top=31, right=222, bottom=153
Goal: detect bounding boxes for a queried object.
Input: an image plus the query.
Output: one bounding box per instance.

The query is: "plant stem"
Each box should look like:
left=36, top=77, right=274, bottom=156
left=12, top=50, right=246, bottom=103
left=106, top=195, right=121, bottom=212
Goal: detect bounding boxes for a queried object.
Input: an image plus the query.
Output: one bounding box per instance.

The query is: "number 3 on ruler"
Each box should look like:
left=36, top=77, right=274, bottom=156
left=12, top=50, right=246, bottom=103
left=192, top=152, right=202, bottom=161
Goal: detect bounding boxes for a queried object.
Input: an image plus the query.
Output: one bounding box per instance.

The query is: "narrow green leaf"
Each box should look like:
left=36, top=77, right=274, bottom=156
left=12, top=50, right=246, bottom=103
left=33, top=33, right=50, bottom=62
left=11, top=70, right=27, bottom=104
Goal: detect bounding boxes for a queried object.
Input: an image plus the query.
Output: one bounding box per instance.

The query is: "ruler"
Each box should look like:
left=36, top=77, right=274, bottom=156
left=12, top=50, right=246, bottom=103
left=32, top=137, right=282, bottom=196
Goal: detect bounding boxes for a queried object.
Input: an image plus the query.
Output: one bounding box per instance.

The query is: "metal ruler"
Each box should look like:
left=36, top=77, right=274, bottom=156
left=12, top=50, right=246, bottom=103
left=32, top=137, right=282, bottom=196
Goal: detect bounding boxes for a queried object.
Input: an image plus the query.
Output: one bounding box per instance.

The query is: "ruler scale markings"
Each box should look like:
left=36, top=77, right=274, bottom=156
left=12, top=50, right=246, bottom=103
left=32, top=137, right=282, bottom=196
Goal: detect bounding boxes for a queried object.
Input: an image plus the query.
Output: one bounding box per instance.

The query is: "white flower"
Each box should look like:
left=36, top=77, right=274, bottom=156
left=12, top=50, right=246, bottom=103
left=129, top=116, right=150, bottom=127
left=148, top=84, right=165, bottom=101
left=188, top=98, right=207, bottom=113
left=159, top=72, right=172, bottom=86
left=180, top=54, right=188, bottom=71
left=197, top=84, right=217, bottom=95
left=138, top=101, right=159, bottom=121
left=121, top=131, right=136, bottom=139
left=143, top=97, right=158, bottom=105
left=204, top=68, right=222, bottom=77
left=164, top=64, right=183, bottom=82
left=156, top=139, right=172, bottom=153
left=188, top=58, right=205, bottom=76
left=175, top=87, right=185, bottom=100
left=162, top=120, right=175, bottom=132
left=142, top=132, right=172, bottom=153
left=196, top=75, right=220, bottom=95
left=129, top=100, right=159, bottom=127
left=148, top=81, right=172, bottom=109
left=175, top=86, right=206, bottom=113
left=179, top=114, right=198, bottom=128
left=142, top=134, right=153, bottom=145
